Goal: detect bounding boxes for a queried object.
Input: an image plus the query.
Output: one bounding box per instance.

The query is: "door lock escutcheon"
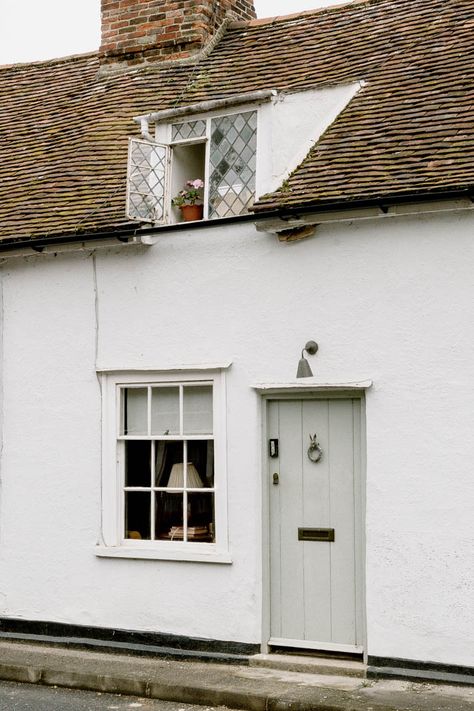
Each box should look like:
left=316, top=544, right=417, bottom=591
left=273, top=473, right=279, bottom=485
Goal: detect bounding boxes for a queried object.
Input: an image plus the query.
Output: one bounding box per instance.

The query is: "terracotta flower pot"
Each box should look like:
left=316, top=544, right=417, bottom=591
left=180, top=204, right=203, bottom=222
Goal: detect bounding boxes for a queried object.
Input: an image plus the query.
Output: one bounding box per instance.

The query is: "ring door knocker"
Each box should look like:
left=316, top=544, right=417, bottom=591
left=307, top=433, right=323, bottom=463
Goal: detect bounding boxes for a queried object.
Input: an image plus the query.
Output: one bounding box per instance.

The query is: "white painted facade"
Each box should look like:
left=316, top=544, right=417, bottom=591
left=0, top=204, right=473, bottom=669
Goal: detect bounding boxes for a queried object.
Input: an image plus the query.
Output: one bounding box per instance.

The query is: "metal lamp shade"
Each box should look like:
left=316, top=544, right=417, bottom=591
left=296, top=357, right=313, bottom=378
left=168, top=462, right=203, bottom=488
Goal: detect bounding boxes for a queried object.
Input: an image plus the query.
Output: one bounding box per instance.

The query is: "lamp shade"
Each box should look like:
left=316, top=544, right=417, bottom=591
left=296, top=357, right=313, bottom=378
left=167, top=462, right=203, bottom=488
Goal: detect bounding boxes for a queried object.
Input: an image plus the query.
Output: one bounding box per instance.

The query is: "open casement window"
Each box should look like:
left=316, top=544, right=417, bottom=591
left=126, top=138, right=170, bottom=224
left=126, top=110, right=257, bottom=225
left=98, top=370, right=230, bottom=563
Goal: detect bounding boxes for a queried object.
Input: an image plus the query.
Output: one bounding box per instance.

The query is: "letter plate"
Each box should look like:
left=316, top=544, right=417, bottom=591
left=298, top=528, right=335, bottom=542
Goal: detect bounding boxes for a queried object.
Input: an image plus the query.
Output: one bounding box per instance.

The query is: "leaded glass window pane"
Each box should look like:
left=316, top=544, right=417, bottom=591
left=172, top=120, right=207, bottom=142
left=127, top=138, right=168, bottom=224
left=208, top=111, right=257, bottom=219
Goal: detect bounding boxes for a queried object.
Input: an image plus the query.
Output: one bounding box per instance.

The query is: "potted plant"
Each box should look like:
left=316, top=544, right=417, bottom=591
left=172, top=179, right=204, bottom=221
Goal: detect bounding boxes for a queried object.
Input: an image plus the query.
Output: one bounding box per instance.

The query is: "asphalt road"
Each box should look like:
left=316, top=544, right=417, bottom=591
left=0, top=681, right=235, bottom=711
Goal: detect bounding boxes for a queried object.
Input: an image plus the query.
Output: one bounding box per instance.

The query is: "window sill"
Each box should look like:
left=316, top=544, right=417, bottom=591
left=95, top=545, right=232, bottom=564
left=138, top=212, right=260, bottom=244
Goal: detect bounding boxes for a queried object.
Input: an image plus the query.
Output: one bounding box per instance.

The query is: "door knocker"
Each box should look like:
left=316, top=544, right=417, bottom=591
left=307, top=434, right=323, bottom=463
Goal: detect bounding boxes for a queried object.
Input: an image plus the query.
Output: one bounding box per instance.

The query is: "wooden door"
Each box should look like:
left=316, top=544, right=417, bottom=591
left=268, top=398, right=364, bottom=653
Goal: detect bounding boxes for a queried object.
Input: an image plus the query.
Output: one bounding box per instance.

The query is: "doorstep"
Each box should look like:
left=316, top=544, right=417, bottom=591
left=249, top=652, right=366, bottom=677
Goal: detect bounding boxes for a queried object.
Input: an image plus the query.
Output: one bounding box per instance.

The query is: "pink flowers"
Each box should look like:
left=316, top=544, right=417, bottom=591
left=186, top=179, right=204, bottom=190
left=172, top=178, right=204, bottom=207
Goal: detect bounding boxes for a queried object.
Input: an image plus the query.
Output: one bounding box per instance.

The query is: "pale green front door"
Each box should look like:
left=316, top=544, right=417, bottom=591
left=268, top=397, right=364, bottom=653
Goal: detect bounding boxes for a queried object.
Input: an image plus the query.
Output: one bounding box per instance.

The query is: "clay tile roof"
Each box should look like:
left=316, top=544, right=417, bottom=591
left=1, top=0, right=473, bottom=242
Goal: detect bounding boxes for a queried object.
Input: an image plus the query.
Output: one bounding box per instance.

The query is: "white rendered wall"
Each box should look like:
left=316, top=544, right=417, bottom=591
left=0, top=209, right=473, bottom=666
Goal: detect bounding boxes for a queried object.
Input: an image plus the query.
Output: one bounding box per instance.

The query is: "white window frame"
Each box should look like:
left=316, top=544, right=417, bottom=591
left=168, top=122, right=211, bottom=221
left=126, top=138, right=170, bottom=224
left=96, top=368, right=230, bottom=563
left=158, top=105, right=259, bottom=223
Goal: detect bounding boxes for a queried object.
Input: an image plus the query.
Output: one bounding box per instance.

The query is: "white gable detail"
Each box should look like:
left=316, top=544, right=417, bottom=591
left=256, top=82, right=365, bottom=197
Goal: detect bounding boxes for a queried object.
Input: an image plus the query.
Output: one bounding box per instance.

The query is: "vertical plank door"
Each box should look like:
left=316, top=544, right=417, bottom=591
left=268, top=398, right=362, bottom=651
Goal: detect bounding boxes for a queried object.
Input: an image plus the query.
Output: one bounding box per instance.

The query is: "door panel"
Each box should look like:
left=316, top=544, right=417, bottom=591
left=275, top=401, right=305, bottom=639
left=327, top=399, right=356, bottom=644
left=301, top=399, right=332, bottom=642
left=268, top=398, right=363, bottom=650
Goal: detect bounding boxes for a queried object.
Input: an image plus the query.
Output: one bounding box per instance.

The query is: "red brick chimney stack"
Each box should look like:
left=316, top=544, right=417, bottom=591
left=100, top=0, right=257, bottom=66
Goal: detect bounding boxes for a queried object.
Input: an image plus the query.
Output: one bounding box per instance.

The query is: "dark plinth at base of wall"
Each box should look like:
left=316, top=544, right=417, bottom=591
left=368, top=655, right=474, bottom=686
left=0, top=618, right=258, bottom=664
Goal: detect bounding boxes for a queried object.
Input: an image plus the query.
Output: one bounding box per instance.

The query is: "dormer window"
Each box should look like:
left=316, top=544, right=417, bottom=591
left=127, top=108, right=258, bottom=225
left=126, top=85, right=361, bottom=229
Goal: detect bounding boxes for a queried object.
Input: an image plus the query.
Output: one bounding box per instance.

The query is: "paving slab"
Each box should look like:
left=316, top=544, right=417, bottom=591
left=0, top=640, right=473, bottom=711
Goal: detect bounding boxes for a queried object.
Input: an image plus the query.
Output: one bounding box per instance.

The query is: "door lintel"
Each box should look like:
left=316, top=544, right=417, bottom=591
left=252, top=379, right=372, bottom=397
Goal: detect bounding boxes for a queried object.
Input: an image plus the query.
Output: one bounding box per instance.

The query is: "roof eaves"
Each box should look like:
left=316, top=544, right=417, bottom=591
left=3, top=186, right=474, bottom=255
left=251, top=185, right=474, bottom=216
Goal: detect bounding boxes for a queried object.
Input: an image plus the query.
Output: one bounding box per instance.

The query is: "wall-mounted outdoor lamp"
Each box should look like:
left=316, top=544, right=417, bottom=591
left=296, top=340, right=318, bottom=378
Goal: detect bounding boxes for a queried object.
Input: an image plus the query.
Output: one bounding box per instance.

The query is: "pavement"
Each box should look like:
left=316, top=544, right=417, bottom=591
left=0, top=639, right=473, bottom=711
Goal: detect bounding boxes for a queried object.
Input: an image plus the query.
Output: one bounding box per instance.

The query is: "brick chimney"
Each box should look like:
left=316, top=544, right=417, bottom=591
left=100, top=0, right=257, bottom=66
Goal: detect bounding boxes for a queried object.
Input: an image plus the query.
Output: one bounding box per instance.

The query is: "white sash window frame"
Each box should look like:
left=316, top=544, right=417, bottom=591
left=96, top=367, right=231, bottom=564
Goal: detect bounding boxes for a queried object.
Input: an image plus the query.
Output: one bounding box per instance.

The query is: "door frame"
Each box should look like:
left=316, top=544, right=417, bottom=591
left=258, top=385, right=368, bottom=660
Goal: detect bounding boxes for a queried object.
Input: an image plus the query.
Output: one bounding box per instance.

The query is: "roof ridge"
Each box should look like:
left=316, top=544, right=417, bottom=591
left=0, top=0, right=375, bottom=73
left=231, top=0, right=371, bottom=28
left=0, top=49, right=98, bottom=72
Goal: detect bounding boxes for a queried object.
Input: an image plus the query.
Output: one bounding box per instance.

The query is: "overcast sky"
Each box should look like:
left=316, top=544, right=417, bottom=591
left=0, top=0, right=347, bottom=65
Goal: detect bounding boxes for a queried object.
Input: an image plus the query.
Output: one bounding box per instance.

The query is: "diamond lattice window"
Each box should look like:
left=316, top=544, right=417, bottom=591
left=127, top=138, right=169, bottom=223
left=172, top=120, right=207, bottom=142
left=127, top=109, right=258, bottom=224
left=208, top=111, right=257, bottom=219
